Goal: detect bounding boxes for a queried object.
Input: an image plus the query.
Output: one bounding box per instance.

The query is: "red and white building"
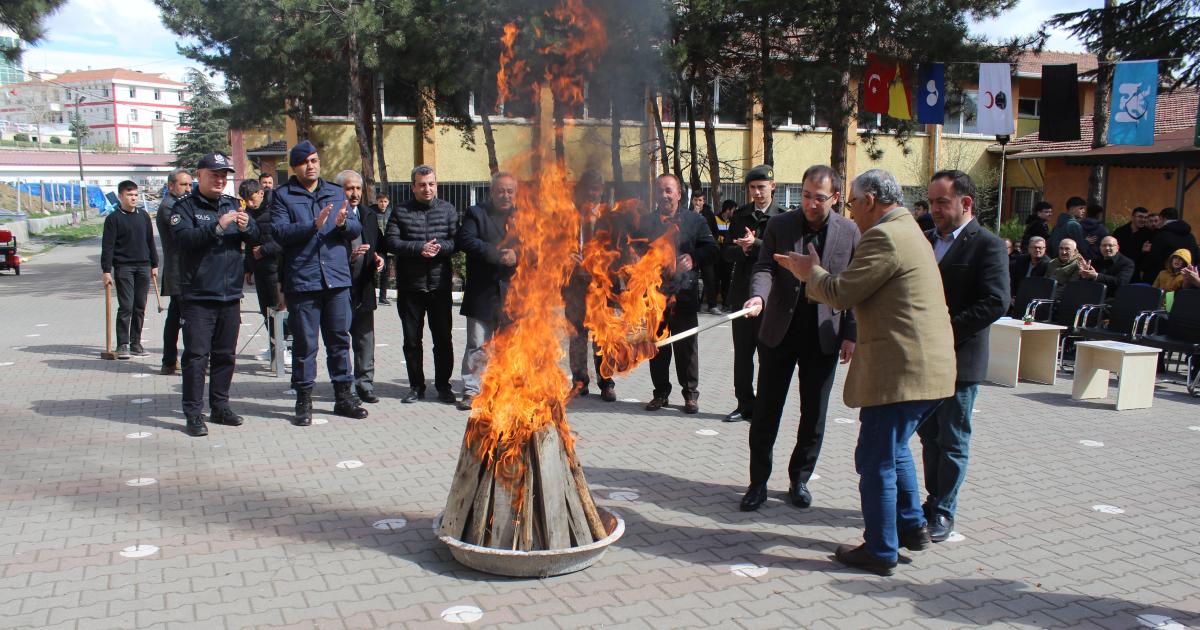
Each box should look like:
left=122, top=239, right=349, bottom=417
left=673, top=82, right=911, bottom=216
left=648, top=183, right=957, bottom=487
left=0, top=68, right=189, bottom=153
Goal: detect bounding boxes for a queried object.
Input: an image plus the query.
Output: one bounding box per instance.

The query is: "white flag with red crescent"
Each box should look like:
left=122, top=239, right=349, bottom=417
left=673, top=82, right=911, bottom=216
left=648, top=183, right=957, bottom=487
left=977, top=63, right=1014, bottom=135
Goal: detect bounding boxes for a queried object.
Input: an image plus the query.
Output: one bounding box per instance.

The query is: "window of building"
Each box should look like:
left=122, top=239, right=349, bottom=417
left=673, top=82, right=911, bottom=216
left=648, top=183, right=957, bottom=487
left=129, top=109, right=138, bottom=122
left=715, top=81, right=747, bottom=126
left=131, top=131, right=140, bottom=144
left=104, top=109, right=111, bottom=121
left=101, top=87, right=110, bottom=98
left=943, top=90, right=979, bottom=135
left=1018, top=97, right=1040, bottom=118
left=128, top=87, right=136, bottom=98
left=153, top=89, right=161, bottom=101
left=155, top=110, right=163, bottom=120
left=1010, top=187, right=1043, bottom=221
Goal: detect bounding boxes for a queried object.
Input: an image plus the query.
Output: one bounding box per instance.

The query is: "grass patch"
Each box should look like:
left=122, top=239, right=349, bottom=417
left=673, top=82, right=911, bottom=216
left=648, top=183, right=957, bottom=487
left=38, top=221, right=105, bottom=243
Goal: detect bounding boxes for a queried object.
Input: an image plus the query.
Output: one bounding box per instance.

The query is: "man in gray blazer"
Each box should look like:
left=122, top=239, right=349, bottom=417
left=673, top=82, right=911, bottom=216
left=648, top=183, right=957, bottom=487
left=739, top=165, right=861, bottom=512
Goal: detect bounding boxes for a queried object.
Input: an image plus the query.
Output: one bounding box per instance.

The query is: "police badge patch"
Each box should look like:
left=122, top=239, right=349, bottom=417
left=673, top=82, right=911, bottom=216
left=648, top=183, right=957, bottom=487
left=170, top=214, right=181, bottom=225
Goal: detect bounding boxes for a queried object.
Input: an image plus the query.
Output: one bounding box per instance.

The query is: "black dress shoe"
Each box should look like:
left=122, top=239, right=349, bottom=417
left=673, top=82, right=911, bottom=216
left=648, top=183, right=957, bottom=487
left=378, top=297, right=390, bottom=305
left=437, top=389, right=457, bottom=404
left=130, top=344, right=149, bottom=357
left=600, top=386, right=616, bottom=402
left=740, top=484, right=767, bottom=512
left=788, top=482, right=812, bottom=508
left=723, top=410, right=745, bottom=423
left=357, top=389, right=380, bottom=404
left=899, top=526, right=932, bottom=551
left=835, top=543, right=897, bottom=576
left=185, top=414, right=208, bottom=437
left=210, top=406, right=243, bottom=426
left=645, top=396, right=668, bottom=411
left=574, top=381, right=590, bottom=396
left=159, top=364, right=176, bottom=375
left=402, top=389, right=425, bottom=404
left=456, top=394, right=474, bottom=411
left=683, top=398, right=699, bottom=414
left=928, top=514, right=954, bottom=542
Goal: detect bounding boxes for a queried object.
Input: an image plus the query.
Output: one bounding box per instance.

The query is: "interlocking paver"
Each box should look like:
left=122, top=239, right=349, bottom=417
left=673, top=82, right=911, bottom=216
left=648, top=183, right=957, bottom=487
left=1, top=240, right=1199, bottom=629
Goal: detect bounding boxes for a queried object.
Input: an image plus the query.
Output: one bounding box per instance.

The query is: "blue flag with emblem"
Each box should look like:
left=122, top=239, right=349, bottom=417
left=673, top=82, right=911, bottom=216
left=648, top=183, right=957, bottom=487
left=1109, top=61, right=1158, bottom=146
left=916, top=63, right=945, bottom=125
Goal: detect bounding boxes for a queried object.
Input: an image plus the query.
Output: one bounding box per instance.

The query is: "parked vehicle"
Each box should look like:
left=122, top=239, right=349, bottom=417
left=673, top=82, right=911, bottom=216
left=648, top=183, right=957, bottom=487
left=0, top=229, right=19, bottom=275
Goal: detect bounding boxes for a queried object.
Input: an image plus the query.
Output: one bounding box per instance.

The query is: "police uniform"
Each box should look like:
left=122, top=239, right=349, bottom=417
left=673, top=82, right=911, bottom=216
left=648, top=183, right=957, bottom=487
left=170, top=154, right=259, bottom=436
left=270, top=141, right=366, bottom=424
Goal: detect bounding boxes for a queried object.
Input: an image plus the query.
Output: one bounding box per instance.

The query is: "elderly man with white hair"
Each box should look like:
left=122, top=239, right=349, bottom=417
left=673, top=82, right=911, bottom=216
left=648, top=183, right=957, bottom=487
left=337, top=169, right=386, bottom=405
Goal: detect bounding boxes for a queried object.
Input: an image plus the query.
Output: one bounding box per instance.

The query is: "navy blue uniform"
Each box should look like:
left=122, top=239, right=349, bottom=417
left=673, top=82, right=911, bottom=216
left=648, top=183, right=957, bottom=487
left=169, top=193, right=259, bottom=417
left=270, top=176, right=361, bottom=391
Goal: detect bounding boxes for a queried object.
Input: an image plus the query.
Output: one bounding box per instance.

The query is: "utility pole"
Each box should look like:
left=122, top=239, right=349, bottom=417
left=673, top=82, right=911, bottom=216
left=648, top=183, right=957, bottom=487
left=75, top=95, right=86, bottom=216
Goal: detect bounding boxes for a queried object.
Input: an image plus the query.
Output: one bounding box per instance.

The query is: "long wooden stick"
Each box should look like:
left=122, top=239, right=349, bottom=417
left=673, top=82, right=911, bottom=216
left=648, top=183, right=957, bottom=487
left=656, top=306, right=755, bottom=347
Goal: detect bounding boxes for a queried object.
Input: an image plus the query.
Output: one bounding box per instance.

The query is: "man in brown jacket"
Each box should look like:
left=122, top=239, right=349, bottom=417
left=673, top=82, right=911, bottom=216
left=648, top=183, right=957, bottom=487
left=775, top=169, right=955, bottom=576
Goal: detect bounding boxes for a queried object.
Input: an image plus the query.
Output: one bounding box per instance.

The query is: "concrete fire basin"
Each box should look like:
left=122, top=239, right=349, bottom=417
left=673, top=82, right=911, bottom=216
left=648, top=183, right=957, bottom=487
left=433, top=508, right=624, bottom=578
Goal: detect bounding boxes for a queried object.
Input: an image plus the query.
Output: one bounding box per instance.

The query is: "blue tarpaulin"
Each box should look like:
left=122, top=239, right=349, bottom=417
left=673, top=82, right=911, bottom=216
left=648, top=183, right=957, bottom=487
left=4, top=182, right=112, bottom=213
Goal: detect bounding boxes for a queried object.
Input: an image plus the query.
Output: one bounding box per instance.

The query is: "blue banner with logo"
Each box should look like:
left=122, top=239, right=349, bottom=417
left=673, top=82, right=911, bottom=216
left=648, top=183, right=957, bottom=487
left=916, top=63, right=945, bottom=125
left=1109, top=61, right=1158, bottom=146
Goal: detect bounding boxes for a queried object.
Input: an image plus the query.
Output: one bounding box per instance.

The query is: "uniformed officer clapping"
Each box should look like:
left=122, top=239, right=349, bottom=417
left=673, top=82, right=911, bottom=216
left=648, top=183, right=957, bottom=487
left=169, top=153, right=260, bottom=437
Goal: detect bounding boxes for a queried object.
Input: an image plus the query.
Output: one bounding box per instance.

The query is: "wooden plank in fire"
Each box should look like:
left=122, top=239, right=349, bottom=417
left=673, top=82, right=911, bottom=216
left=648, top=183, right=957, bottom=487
left=518, top=446, right=535, bottom=551
left=560, top=441, right=594, bottom=546
left=568, top=451, right=609, bottom=540
left=491, top=475, right=518, bottom=550
left=464, top=464, right=495, bottom=546
left=440, top=435, right=485, bottom=539
left=535, top=427, right=573, bottom=549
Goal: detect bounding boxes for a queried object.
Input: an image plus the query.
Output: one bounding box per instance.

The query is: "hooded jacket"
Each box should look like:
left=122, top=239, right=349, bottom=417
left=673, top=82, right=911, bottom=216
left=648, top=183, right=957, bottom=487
left=1153, top=248, right=1194, bottom=292
left=1144, top=220, right=1200, bottom=283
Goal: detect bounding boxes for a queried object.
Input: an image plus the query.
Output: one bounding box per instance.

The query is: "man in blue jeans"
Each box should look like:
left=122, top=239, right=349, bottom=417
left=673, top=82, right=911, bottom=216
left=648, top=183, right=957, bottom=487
left=921, top=170, right=1010, bottom=541
left=775, top=169, right=955, bottom=575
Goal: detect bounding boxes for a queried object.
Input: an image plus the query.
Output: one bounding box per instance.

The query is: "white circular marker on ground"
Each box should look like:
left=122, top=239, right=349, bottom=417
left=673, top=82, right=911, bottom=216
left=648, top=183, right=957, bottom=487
left=312, top=417, right=329, bottom=425
left=119, top=544, right=159, bottom=558
left=695, top=429, right=719, bottom=436
left=1079, top=440, right=1105, bottom=447
left=833, top=417, right=854, bottom=424
left=1188, top=426, right=1200, bottom=431
left=241, top=323, right=252, bottom=327
left=373, top=518, right=408, bottom=530
left=284, top=389, right=296, bottom=395
left=608, top=491, right=639, bottom=501
left=375, top=343, right=389, bottom=347
left=730, top=563, right=769, bottom=578
left=126, top=432, right=152, bottom=439
left=440, top=605, right=483, bottom=624
left=0, top=362, right=13, bottom=367
left=336, top=460, right=364, bottom=469
left=35, top=323, right=48, bottom=327
left=24, top=334, right=39, bottom=337
left=945, top=531, right=966, bottom=542
left=972, top=408, right=980, bottom=414
left=1092, top=504, right=1125, bottom=514
left=620, top=398, right=640, bottom=403
left=131, top=373, right=151, bottom=379
left=131, top=398, right=152, bottom=404
left=125, top=478, right=157, bottom=487
left=1136, top=615, right=1186, bottom=629
left=811, top=473, right=821, bottom=480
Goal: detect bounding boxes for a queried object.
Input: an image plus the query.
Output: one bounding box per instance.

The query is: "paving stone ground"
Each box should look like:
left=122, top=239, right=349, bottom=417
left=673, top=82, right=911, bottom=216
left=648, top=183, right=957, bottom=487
left=0, top=240, right=1198, bottom=630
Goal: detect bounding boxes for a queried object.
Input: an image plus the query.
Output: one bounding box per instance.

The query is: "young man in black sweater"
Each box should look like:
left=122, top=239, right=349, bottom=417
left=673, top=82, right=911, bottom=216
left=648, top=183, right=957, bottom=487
left=101, top=180, right=158, bottom=359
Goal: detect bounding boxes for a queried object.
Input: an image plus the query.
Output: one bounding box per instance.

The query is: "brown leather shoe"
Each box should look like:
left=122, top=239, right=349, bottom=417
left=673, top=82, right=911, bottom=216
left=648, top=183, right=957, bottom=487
left=835, top=543, right=897, bottom=576
left=644, top=395, right=667, bottom=411
left=600, top=386, right=616, bottom=402
left=683, top=398, right=699, bottom=414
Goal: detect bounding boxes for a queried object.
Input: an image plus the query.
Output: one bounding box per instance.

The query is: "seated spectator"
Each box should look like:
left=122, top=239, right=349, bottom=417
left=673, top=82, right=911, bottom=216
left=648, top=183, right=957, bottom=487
left=1153, top=249, right=1193, bottom=292
left=1046, top=238, right=1083, bottom=299
left=1078, top=236, right=1134, bottom=296
left=1010, top=236, right=1049, bottom=300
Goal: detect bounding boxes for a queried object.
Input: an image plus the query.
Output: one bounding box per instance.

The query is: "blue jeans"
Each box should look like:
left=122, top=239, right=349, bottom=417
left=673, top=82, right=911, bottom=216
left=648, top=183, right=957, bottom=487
left=857, top=400, right=941, bottom=562
left=918, top=382, right=978, bottom=519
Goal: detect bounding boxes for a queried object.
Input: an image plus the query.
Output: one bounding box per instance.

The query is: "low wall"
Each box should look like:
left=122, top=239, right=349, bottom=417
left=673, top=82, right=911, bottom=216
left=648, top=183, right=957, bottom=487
left=1, top=208, right=99, bottom=242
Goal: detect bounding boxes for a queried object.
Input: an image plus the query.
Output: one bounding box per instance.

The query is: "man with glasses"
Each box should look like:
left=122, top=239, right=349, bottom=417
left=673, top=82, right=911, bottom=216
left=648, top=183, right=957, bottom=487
left=737, top=165, right=860, bottom=512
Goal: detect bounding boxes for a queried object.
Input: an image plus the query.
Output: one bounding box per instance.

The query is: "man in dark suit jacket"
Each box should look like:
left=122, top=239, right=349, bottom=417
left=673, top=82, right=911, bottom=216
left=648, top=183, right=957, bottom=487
left=1009, top=236, right=1050, bottom=304
left=456, top=172, right=519, bottom=410
left=338, top=170, right=385, bottom=406
left=1079, top=236, right=1134, bottom=296
left=156, top=168, right=192, bottom=374
left=739, top=165, right=861, bottom=512
left=921, top=170, right=1010, bottom=542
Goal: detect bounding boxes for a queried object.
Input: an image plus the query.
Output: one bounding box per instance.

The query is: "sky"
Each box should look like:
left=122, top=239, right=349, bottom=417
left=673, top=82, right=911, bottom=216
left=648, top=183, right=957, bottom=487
left=13, top=0, right=1101, bottom=87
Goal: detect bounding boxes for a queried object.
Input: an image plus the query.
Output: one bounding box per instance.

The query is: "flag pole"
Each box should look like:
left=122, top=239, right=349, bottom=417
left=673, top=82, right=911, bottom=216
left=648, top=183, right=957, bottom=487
left=995, top=134, right=1010, bottom=232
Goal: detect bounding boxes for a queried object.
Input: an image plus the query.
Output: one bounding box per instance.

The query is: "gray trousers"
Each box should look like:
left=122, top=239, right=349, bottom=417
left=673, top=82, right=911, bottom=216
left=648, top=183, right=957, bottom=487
left=461, top=316, right=497, bottom=396
left=350, top=306, right=375, bottom=393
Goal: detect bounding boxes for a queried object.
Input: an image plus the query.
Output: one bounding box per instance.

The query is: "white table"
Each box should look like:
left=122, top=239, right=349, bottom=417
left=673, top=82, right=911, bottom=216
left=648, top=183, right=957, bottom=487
left=1072, top=340, right=1161, bottom=410
left=986, top=318, right=1068, bottom=388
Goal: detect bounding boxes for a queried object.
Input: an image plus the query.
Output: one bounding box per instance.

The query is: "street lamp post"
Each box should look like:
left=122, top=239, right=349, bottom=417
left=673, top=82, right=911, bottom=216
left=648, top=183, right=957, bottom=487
left=74, top=95, right=85, bottom=221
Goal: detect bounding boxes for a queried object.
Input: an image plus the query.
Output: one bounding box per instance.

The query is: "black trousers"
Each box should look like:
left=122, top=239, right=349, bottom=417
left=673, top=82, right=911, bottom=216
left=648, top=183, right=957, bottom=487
left=378, top=255, right=392, bottom=299
left=350, top=305, right=375, bottom=393
left=701, top=263, right=719, bottom=308
left=748, top=306, right=839, bottom=487
left=398, top=289, right=453, bottom=393
left=731, top=314, right=762, bottom=415
left=114, top=265, right=150, bottom=347
left=162, top=296, right=181, bottom=367
left=649, top=304, right=700, bottom=399
left=180, top=299, right=240, bottom=416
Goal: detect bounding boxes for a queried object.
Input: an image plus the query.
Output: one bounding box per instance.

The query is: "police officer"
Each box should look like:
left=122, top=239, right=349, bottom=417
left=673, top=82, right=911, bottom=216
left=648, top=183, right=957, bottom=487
left=156, top=168, right=191, bottom=374
left=271, top=140, right=368, bottom=425
left=169, top=153, right=259, bottom=437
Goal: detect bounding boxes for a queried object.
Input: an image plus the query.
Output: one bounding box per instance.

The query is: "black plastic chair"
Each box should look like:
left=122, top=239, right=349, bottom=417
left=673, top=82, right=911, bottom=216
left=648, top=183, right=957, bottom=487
left=1139, top=290, right=1200, bottom=396
left=1013, top=276, right=1056, bottom=319
left=1079, top=285, right=1164, bottom=343
left=1040, top=280, right=1107, bottom=328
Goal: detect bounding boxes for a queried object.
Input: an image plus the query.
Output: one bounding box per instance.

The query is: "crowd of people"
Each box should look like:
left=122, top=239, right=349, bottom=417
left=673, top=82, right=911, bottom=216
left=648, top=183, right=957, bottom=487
left=101, top=139, right=1198, bottom=576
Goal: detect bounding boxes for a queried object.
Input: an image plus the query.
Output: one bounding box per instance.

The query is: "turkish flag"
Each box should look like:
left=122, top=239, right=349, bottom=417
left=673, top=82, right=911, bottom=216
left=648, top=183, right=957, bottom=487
left=863, top=54, right=895, bottom=115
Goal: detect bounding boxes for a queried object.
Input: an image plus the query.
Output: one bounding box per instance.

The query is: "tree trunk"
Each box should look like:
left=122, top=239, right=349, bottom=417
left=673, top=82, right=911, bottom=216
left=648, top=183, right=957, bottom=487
left=699, top=75, right=721, bottom=209
left=480, top=107, right=499, bottom=175
left=759, top=18, right=774, bottom=166
left=829, top=65, right=854, bottom=193
left=671, top=92, right=683, bottom=185
left=686, top=83, right=701, bottom=192
left=650, top=91, right=669, bottom=177
left=1088, top=0, right=1116, bottom=208
left=610, top=98, right=624, bottom=188
left=374, top=71, right=389, bottom=192
left=554, top=93, right=567, bottom=170
left=347, top=32, right=376, bottom=189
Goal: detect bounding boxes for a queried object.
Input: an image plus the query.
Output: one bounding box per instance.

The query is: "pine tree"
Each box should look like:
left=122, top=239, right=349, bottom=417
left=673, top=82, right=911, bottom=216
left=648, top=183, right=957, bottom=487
left=0, top=0, right=68, bottom=61
left=172, top=69, right=229, bottom=169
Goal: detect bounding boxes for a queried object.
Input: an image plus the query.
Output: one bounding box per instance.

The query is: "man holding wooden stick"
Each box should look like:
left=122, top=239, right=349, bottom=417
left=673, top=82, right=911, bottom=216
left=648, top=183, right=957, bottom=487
left=100, top=180, right=158, bottom=360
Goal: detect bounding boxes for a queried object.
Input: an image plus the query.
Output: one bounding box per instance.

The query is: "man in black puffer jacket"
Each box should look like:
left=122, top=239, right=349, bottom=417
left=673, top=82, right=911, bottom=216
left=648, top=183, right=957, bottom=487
left=1141, top=207, right=1200, bottom=283
left=386, top=164, right=459, bottom=404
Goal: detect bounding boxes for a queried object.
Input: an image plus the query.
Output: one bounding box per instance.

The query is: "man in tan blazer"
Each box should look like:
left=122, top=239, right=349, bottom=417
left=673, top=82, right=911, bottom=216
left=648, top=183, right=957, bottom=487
left=775, top=168, right=955, bottom=576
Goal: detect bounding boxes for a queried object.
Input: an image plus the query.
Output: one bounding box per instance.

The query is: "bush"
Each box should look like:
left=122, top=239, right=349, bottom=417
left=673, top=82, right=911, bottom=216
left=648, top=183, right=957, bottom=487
left=49, top=136, right=62, bottom=144
left=68, top=138, right=77, bottom=144
left=13, top=133, right=29, bottom=142
left=998, top=216, right=1024, bottom=247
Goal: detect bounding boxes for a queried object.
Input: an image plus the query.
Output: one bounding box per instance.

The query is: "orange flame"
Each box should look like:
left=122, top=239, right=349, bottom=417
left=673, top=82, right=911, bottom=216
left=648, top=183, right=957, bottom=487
left=496, top=23, right=524, bottom=111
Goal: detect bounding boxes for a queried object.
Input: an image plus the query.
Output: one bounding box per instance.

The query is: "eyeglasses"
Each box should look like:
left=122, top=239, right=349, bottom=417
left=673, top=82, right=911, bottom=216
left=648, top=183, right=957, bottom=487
left=802, top=192, right=837, bottom=204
